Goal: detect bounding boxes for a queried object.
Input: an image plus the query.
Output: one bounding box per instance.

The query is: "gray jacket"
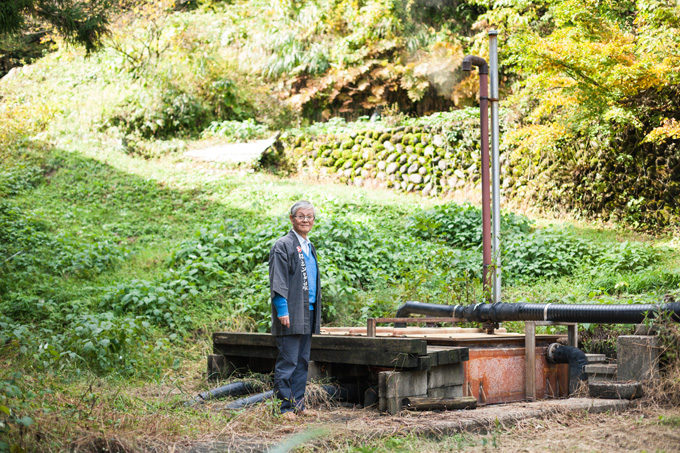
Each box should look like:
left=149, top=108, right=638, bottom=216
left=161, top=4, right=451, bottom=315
left=269, top=230, right=322, bottom=336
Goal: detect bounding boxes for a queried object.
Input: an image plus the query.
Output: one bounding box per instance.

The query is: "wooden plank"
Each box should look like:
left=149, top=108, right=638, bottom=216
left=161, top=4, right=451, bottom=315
left=310, top=349, right=422, bottom=368
left=415, top=355, right=432, bottom=371
left=427, top=347, right=468, bottom=366
left=213, top=344, right=279, bottom=360
left=312, top=335, right=427, bottom=354
left=213, top=332, right=427, bottom=355
left=525, top=321, right=536, bottom=402
left=217, top=343, right=427, bottom=367
left=213, top=332, right=276, bottom=348
left=403, top=396, right=477, bottom=411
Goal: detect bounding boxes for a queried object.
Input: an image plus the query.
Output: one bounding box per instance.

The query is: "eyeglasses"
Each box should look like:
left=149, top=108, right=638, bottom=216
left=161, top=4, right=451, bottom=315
left=293, top=215, right=315, bottom=221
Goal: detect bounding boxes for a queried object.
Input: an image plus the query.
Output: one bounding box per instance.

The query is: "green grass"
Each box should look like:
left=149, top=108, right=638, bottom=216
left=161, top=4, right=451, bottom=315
left=1, top=122, right=679, bottom=449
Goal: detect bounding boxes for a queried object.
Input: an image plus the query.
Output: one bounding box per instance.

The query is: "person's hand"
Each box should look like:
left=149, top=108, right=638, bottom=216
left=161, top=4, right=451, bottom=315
left=278, top=315, right=290, bottom=328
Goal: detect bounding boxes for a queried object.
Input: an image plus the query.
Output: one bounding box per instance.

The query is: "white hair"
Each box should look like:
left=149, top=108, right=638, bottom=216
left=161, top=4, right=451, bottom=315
left=290, top=200, right=316, bottom=217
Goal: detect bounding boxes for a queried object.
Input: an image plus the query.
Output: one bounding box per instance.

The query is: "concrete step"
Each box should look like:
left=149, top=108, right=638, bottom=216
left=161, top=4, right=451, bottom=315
left=589, top=381, right=643, bottom=400
left=585, top=353, right=607, bottom=364
left=585, top=363, right=617, bottom=382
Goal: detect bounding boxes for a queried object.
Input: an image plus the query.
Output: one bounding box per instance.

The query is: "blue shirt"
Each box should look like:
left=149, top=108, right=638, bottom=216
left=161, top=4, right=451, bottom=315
left=273, top=243, right=318, bottom=317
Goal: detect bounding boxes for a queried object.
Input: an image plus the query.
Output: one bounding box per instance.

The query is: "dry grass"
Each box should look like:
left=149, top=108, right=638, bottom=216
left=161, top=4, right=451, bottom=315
left=647, top=317, right=680, bottom=408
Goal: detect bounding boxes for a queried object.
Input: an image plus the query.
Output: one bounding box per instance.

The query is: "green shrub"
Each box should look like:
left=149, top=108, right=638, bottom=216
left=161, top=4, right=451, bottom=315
left=504, top=227, right=593, bottom=282
left=54, top=239, right=129, bottom=278
left=407, top=202, right=533, bottom=248
left=107, top=88, right=211, bottom=139
left=60, top=313, right=154, bottom=373
left=202, top=119, right=271, bottom=142
left=230, top=263, right=272, bottom=332
left=592, top=269, right=680, bottom=295
left=595, top=241, right=659, bottom=274
left=0, top=164, right=43, bottom=197
left=314, top=218, right=401, bottom=290
left=0, top=371, right=34, bottom=452
left=0, top=313, right=160, bottom=374
left=100, top=280, right=192, bottom=329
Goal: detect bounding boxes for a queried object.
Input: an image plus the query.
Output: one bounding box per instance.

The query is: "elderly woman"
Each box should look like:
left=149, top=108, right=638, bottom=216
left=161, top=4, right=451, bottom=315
left=268, top=200, right=322, bottom=419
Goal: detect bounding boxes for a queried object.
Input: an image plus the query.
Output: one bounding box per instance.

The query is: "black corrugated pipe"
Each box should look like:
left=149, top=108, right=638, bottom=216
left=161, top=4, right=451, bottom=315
left=395, top=301, right=455, bottom=327
left=547, top=343, right=588, bottom=394
left=394, top=301, right=680, bottom=325
left=226, top=390, right=275, bottom=409
left=224, top=384, right=351, bottom=410
left=396, top=301, right=455, bottom=318
left=186, top=381, right=256, bottom=406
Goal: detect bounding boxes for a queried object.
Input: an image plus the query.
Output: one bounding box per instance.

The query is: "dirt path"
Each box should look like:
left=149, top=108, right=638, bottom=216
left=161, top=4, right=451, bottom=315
left=179, top=398, right=680, bottom=452
left=185, top=138, right=277, bottom=163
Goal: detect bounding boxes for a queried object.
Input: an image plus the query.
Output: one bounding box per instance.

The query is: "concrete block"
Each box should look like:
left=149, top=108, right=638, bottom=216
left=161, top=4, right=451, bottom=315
left=585, top=364, right=617, bottom=382
left=307, top=361, right=328, bottom=382
left=383, top=370, right=427, bottom=398
left=207, top=354, right=226, bottom=380
left=378, top=372, right=387, bottom=412
left=617, top=335, right=661, bottom=381
left=589, top=381, right=643, bottom=400
left=379, top=370, right=427, bottom=414
left=585, top=353, right=607, bottom=364
left=428, top=363, right=464, bottom=389
left=385, top=397, right=402, bottom=415
left=428, top=385, right=463, bottom=398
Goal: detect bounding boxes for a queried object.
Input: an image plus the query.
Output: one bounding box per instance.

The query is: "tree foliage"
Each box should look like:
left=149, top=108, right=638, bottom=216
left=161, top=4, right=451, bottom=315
left=491, top=0, right=680, bottom=227
left=0, top=0, right=111, bottom=52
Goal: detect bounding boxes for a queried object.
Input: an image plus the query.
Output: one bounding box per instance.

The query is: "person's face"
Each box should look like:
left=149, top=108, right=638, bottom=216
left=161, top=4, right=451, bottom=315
left=290, top=208, right=315, bottom=238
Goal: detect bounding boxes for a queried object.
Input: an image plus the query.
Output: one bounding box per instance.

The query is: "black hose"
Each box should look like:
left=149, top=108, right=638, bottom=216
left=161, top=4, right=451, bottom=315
left=396, top=301, right=455, bottom=318
left=546, top=344, right=588, bottom=394
left=395, top=301, right=455, bottom=327
left=226, top=390, right=275, bottom=409
left=185, top=381, right=256, bottom=407
left=224, top=384, right=350, bottom=410
left=394, top=301, right=680, bottom=325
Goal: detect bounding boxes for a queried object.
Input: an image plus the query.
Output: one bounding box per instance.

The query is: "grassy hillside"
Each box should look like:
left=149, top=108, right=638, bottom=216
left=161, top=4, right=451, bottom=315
left=1, top=0, right=680, bottom=450
left=1, top=104, right=679, bottom=450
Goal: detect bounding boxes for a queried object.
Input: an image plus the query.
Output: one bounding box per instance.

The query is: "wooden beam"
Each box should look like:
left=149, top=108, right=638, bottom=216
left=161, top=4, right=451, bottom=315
left=402, top=396, right=477, bottom=411
left=213, top=332, right=276, bottom=348
left=310, top=349, right=423, bottom=369
left=214, top=332, right=428, bottom=355
left=525, top=321, right=536, bottom=402
left=312, top=335, right=428, bottom=354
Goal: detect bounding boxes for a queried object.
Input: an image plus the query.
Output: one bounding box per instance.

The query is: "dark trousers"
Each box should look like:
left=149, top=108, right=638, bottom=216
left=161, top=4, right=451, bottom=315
left=274, top=311, right=315, bottom=413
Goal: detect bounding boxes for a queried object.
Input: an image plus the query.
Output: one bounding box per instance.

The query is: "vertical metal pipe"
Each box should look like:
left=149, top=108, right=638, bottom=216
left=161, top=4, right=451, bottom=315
left=461, top=55, right=491, bottom=303
left=489, top=30, right=501, bottom=304
left=479, top=73, right=491, bottom=301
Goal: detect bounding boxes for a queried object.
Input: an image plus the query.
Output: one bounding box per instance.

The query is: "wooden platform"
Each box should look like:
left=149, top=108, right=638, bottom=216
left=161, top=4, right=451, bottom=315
left=208, top=328, right=570, bottom=412
left=211, top=332, right=468, bottom=375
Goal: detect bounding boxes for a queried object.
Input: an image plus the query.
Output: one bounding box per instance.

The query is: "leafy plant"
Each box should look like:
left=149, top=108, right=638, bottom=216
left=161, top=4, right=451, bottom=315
left=202, top=119, right=271, bottom=142
left=108, top=88, right=211, bottom=139
left=407, top=202, right=534, bottom=249
left=0, top=372, right=34, bottom=452
left=503, top=227, right=593, bottom=282
left=100, top=280, right=192, bottom=330
left=595, top=241, right=659, bottom=274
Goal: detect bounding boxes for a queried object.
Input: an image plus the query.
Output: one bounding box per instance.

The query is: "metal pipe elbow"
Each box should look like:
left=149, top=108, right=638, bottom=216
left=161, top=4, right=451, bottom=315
left=462, top=55, right=489, bottom=74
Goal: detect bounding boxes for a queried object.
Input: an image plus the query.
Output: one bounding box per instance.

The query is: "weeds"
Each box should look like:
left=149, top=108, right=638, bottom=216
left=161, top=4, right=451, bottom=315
left=646, top=311, right=680, bottom=407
